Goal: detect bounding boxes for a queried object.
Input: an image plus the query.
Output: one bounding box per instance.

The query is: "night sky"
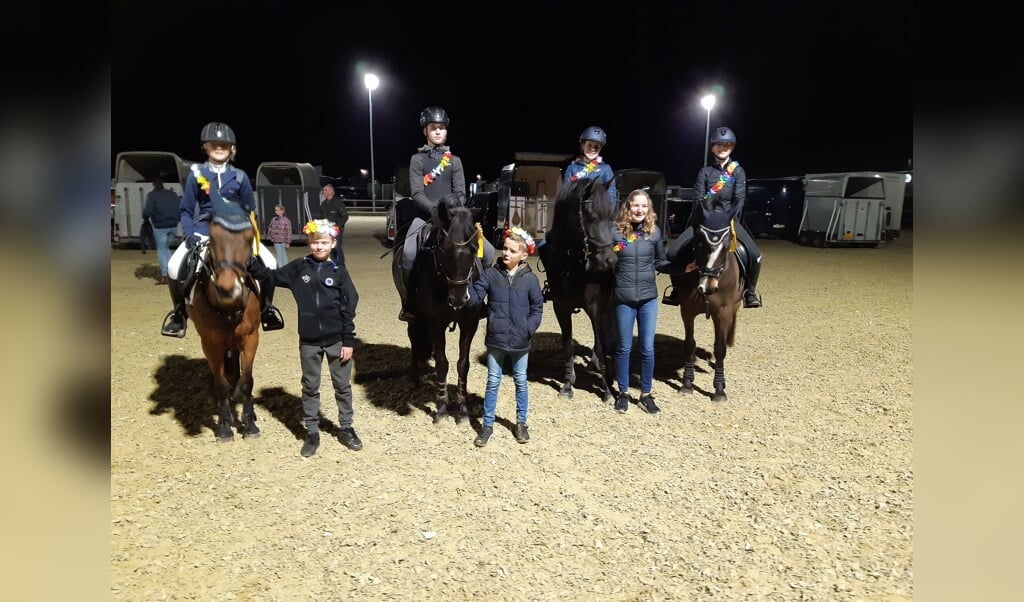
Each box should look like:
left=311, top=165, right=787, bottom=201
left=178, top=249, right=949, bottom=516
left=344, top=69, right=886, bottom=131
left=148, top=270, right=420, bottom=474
left=112, top=0, right=912, bottom=186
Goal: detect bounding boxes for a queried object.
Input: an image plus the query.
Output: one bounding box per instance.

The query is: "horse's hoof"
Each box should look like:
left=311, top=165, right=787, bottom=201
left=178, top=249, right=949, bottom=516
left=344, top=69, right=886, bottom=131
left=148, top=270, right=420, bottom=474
left=432, top=412, right=449, bottom=425
left=216, top=434, right=234, bottom=443
left=680, top=384, right=694, bottom=395
left=711, top=392, right=728, bottom=403
left=243, top=429, right=261, bottom=439
left=558, top=389, right=574, bottom=400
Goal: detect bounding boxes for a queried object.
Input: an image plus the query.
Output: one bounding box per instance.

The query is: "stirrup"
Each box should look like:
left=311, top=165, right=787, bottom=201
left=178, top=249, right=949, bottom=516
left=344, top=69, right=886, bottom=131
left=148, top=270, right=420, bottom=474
left=398, top=309, right=417, bottom=323
left=541, top=281, right=552, bottom=302
left=161, top=311, right=187, bottom=339
left=261, top=306, right=285, bottom=331
left=661, top=286, right=679, bottom=306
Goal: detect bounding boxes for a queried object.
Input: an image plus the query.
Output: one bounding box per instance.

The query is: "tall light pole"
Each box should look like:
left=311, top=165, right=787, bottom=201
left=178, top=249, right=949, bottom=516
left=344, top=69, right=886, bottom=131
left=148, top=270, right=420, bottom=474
left=701, top=93, right=716, bottom=167
left=364, top=73, right=379, bottom=201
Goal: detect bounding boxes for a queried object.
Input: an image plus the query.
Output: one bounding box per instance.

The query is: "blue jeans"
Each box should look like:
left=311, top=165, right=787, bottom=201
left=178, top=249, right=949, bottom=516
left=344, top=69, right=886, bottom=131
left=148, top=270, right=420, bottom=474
left=615, top=298, right=658, bottom=395
left=482, top=348, right=529, bottom=427
left=152, top=226, right=177, bottom=277
left=273, top=242, right=289, bottom=268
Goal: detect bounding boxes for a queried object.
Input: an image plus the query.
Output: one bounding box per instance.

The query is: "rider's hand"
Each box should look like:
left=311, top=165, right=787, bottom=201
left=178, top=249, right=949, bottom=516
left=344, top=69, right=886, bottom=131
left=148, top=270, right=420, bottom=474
left=184, top=234, right=200, bottom=249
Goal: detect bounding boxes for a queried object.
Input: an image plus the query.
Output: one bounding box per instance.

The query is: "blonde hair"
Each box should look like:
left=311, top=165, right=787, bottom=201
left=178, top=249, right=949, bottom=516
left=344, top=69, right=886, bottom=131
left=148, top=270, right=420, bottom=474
left=615, top=189, right=657, bottom=236
left=202, top=141, right=237, bottom=161
left=274, top=204, right=286, bottom=213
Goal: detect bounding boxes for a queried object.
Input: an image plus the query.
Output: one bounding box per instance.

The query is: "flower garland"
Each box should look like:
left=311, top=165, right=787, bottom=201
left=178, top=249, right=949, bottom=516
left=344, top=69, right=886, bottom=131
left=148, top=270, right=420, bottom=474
left=302, top=219, right=339, bottom=238
left=191, top=164, right=212, bottom=194
left=569, top=157, right=601, bottom=182
left=613, top=230, right=639, bottom=253
left=703, top=160, right=739, bottom=200
left=504, top=226, right=536, bottom=256
left=423, top=151, right=453, bottom=186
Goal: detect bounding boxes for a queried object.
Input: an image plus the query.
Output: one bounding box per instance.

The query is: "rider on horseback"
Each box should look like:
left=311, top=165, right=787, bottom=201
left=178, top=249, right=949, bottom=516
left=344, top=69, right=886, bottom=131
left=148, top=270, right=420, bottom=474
left=662, top=126, right=763, bottom=308
left=395, top=106, right=495, bottom=322
left=160, top=121, right=285, bottom=338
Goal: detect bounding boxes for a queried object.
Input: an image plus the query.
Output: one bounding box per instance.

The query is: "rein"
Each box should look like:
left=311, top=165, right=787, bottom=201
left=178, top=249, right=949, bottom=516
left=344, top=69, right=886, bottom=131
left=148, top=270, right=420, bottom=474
left=434, top=223, right=478, bottom=286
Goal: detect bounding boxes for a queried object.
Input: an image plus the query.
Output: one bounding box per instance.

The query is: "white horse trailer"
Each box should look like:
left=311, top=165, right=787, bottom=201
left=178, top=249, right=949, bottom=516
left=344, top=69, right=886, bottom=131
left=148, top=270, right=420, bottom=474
left=111, top=151, right=192, bottom=244
left=797, top=172, right=906, bottom=247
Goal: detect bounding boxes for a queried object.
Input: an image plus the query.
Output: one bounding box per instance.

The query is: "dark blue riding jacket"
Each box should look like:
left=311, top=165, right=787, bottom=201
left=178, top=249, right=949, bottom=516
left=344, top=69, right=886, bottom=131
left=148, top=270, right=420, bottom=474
left=563, top=156, right=617, bottom=209
left=179, top=162, right=255, bottom=239
left=469, top=261, right=544, bottom=353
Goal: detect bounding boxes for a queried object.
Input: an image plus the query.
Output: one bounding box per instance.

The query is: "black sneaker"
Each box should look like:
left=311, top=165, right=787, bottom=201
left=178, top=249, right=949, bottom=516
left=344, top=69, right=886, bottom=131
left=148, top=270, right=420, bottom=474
left=614, top=392, right=630, bottom=414
left=300, top=432, right=320, bottom=457
left=638, top=394, right=661, bottom=415
left=474, top=425, right=493, bottom=447
left=514, top=422, right=530, bottom=444
left=338, top=427, right=363, bottom=451
left=743, top=290, right=762, bottom=308
left=261, top=306, right=285, bottom=331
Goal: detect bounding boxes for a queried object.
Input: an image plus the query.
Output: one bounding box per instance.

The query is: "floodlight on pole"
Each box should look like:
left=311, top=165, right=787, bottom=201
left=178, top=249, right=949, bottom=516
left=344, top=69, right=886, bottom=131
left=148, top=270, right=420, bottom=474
left=701, top=94, right=716, bottom=167
left=364, top=73, right=379, bottom=201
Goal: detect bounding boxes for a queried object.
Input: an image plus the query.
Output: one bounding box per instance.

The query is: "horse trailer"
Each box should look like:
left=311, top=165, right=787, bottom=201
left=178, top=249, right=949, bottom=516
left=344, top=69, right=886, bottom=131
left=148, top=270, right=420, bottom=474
left=614, top=168, right=668, bottom=232
left=797, top=172, right=904, bottom=247
left=491, top=152, right=573, bottom=247
left=254, top=162, right=321, bottom=242
left=111, top=151, right=193, bottom=245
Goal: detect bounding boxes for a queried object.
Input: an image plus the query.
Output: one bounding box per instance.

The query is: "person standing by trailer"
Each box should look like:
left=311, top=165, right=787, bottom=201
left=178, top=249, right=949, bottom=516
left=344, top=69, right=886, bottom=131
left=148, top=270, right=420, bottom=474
left=142, top=176, right=180, bottom=284
left=267, top=204, right=292, bottom=268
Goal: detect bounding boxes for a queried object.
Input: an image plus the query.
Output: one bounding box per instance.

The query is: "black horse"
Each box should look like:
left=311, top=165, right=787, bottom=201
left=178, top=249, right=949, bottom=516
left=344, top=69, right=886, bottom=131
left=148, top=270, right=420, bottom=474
left=663, top=207, right=746, bottom=402
left=537, top=178, right=619, bottom=401
left=391, top=197, right=482, bottom=423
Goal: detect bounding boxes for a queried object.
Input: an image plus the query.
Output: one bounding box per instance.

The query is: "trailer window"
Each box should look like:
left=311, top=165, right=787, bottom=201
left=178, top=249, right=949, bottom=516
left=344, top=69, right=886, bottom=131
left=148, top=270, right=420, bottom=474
left=844, top=177, right=885, bottom=199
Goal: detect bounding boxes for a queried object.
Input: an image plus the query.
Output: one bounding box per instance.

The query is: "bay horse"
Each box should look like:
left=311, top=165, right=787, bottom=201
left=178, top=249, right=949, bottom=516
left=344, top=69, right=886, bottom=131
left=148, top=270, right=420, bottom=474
left=391, top=196, right=482, bottom=423
left=188, top=214, right=263, bottom=440
left=537, top=177, right=619, bottom=401
left=664, top=207, right=746, bottom=402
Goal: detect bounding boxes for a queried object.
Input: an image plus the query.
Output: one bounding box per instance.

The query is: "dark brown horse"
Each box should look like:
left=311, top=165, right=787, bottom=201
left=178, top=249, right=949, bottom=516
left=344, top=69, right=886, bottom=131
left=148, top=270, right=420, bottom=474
left=189, top=214, right=263, bottom=440
left=537, top=178, right=619, bottom=401
left=392, top=197, right=482, bottom=423
left=664, top=207, right=744, bottom=402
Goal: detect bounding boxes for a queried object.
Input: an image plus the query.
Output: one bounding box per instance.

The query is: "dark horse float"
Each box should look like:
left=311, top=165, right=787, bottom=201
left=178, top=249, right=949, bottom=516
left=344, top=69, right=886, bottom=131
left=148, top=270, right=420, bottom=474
left=663, top=207, right=748, bottom=402
left=391, top=196, right=482, bottom=423
left=189, top=214, right=263, bottom=440
left=537, top=178, right=619, bottom=401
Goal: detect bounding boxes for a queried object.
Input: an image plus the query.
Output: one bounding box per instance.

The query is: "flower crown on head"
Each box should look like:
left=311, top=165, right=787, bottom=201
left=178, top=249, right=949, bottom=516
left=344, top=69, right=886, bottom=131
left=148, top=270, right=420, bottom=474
left=504, top=227, right=536, bottom=256
left=302, top=219, right=339, bottom=238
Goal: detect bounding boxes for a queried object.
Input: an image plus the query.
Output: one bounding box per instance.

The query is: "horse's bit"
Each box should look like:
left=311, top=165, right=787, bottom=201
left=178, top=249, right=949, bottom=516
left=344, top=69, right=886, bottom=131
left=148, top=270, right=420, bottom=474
left=434, top=225, right=478, bottom=287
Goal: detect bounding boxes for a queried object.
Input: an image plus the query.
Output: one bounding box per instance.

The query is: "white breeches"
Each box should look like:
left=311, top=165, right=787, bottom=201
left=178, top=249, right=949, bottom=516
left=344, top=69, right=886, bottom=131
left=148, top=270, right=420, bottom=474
left=168, top=234, right=277, bottom=279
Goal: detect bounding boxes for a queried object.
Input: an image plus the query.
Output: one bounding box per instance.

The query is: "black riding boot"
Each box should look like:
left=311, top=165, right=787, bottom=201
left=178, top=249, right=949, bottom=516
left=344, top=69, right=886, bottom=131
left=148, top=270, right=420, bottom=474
left=397, top=266, right=416, bottom=322
left=743, top=257, right=763, bottom=308
left=161, top=273, right=190, bottom=338
left=258, top=274, right=285, bottom=331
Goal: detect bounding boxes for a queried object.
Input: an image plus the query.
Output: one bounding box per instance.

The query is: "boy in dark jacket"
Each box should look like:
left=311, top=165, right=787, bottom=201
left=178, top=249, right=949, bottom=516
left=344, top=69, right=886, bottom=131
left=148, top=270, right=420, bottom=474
left=249, top=219, right=362, bottom=457
left=468, top=227, right=544, bottom=447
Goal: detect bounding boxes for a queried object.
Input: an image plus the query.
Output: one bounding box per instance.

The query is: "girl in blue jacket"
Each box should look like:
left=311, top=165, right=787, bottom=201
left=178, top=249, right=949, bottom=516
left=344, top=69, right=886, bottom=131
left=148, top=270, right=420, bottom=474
left=468, top=228, right=544, bottom=447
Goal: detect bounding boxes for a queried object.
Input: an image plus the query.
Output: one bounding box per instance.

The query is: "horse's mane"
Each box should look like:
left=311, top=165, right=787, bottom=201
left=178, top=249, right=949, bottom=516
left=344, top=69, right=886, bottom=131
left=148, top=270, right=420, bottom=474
left=551, top=178, right=614, bottom=234
left=434, top=196, right=476, bottom=244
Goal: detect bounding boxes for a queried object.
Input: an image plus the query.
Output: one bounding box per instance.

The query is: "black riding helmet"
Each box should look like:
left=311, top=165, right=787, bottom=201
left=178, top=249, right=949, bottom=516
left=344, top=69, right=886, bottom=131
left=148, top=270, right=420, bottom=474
left=419, top=106, right=450, bottom=127
left=710, top=126, right=736, bottom=146
left=201, top=122, right=236, bottom=145
left=579, top=126, right=607, bottom=146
